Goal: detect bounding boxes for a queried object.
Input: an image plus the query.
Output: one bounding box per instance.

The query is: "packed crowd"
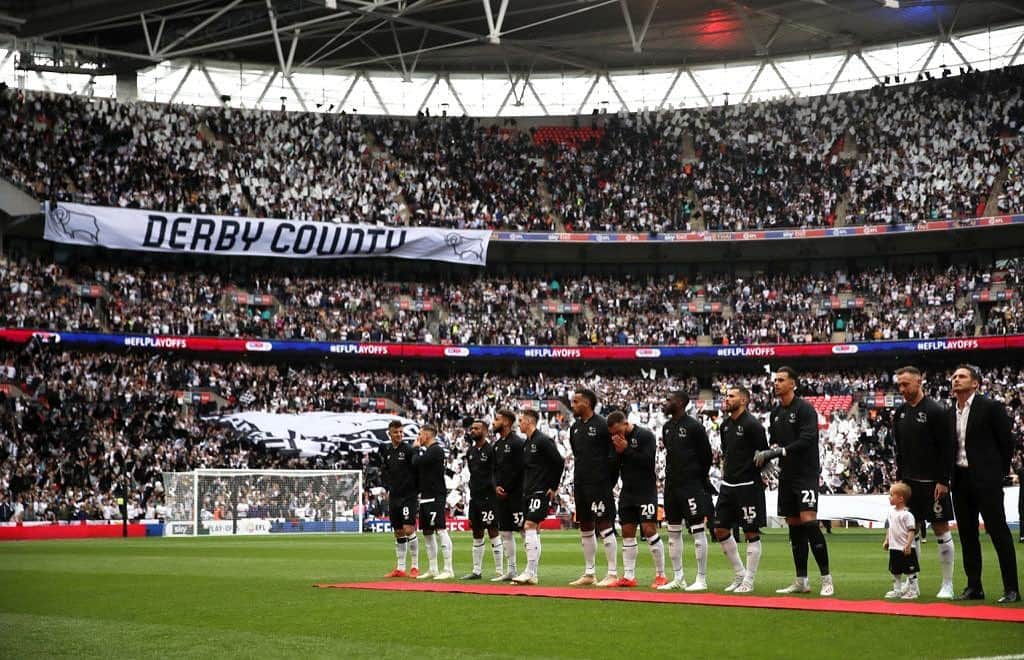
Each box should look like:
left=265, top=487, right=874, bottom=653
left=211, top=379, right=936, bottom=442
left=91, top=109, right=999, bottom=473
left=5, top=254, right=1021, bottom=344
left=541, top=113, right=693, bottom=233
left=3, top=66, right=1024, bottom=233
left=683, top=95, right=846, bottom=231
left=846, top=67, right=1023, bottom=225
left=1, top=346, right=1020, bottom=524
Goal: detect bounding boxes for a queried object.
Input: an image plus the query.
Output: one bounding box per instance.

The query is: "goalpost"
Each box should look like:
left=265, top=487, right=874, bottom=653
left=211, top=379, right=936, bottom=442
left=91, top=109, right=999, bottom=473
left=161, top=469, right=363, bottom=537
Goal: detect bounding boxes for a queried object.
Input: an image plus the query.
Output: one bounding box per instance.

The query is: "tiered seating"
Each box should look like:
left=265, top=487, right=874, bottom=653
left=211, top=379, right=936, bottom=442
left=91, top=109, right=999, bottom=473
left=804, top=395, right=854, bottom=429
left=531, top=126, right=604, bottom=147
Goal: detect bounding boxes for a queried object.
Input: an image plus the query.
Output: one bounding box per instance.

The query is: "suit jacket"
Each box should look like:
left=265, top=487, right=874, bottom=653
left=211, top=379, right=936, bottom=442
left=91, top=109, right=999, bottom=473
left=950, top=394, right=1013, bottom=489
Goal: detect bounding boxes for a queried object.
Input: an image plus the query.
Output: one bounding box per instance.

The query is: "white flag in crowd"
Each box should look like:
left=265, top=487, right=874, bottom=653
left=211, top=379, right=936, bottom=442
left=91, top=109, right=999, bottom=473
left=208, top=411, right=419, bottom=457
left=44, top=201, right=491, bottom=266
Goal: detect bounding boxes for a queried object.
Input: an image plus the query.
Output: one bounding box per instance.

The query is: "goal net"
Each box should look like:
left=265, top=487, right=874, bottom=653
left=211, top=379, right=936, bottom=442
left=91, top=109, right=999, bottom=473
left=161, top=469, right=363, bottom=537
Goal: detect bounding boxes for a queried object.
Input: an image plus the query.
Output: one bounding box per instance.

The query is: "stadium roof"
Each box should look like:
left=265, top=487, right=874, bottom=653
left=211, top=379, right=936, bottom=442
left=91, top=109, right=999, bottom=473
left=2, top=0, right=1022, bottom=75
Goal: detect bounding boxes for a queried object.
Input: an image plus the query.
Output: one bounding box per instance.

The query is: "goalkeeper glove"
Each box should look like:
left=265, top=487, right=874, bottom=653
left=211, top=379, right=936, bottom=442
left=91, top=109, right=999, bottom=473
left=753, top=447, right=784, bottom=468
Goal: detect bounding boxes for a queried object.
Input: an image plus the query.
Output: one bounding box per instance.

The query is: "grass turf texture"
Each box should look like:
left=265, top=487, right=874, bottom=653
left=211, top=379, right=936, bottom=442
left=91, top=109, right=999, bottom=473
left=0, top=528, right=1021, bottom=659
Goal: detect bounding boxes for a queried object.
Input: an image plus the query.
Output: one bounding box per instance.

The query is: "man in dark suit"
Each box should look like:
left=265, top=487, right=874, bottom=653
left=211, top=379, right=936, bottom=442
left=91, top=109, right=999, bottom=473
left=949, top=365, right=1019, bottom=603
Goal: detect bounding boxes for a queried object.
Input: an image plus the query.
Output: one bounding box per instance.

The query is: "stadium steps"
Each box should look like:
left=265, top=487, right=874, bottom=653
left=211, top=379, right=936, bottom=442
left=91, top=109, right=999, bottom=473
left=687, top=189, right=703, bottom=230
left=536, top=176, right=564, bottom=231
left=680, top=131, right=697, bottom=162
left=833, top=190, right=851, bottom=227
left=0, top=178, right=40, bottom=217
left=365, top=129, right=413, bottom=226
left=838, top=130, right=859, bottom=159
left=678, top=132, right=702, bottom=231
left=64, top=279, right=110, bottom=330
left=982, top=163, right=1009, bottom=216
left=389, top=180, right=412, bottom=225
left=197, top=122, right=255, bottom=215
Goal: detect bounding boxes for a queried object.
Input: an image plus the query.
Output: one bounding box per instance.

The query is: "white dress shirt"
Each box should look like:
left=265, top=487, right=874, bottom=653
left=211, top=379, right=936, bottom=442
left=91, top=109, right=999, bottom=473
left=955, top=392, right=975, bottom=468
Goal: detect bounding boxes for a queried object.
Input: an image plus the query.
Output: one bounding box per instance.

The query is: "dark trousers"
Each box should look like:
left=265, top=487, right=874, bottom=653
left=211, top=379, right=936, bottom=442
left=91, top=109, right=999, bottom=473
left=953, top=469, right=1019, bottom=593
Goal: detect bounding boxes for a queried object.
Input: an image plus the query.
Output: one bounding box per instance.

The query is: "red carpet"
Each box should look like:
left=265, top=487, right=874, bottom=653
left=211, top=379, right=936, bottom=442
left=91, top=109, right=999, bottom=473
left=313, top=580, right=1024, bottom=623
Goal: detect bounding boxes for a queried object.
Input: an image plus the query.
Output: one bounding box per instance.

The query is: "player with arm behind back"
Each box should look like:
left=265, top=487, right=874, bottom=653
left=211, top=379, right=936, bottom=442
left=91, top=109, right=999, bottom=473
left=412, top=424, right=454, bottom=580
left=511, top=409, right=565, bottom=585
left=658, top=391, right=714, bottom=591
left=462, top=420, right=504, bottom=580
left=383, top=420, right=420, bottom=578
left=892, top=366, right=956, bottom=598
left=491, top=409, right=526, bottom=581
left=568, top=388, right=620, bottom=587
left=713, top=386, right=768, bottom=593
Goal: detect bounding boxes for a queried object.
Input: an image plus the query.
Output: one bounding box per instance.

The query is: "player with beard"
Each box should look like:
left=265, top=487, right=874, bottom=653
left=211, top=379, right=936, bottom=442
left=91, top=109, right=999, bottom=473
left=568, top=388, right=620, bottom=587
left=657, top=391, right=713, bottom=591
left=714, top=386, right=768, bottom=593
left=462, top=420, right=504, bottom=580
left=892, top=366, right=956, bottom=598
left=491, top=409, right=525, bottom=582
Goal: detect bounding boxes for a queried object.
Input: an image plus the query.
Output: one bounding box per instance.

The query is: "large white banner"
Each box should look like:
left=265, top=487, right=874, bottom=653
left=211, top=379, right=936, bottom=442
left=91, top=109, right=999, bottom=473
left=763, top=488, right=1021, bottom=525
left=208, top=411, right=419, bottom=457
left=44, top=202, right=491, bottom=266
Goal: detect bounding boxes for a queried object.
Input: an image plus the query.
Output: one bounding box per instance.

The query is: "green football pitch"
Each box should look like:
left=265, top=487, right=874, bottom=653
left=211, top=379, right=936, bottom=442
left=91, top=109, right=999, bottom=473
left=0, top=528, right=1021, bottom=659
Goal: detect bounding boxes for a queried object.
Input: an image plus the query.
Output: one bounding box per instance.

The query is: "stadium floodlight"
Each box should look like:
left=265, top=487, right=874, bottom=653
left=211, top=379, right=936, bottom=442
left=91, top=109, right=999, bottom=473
left=162, top=469, right=364, bottom=537
left=881, top=0, right=900, bottom=8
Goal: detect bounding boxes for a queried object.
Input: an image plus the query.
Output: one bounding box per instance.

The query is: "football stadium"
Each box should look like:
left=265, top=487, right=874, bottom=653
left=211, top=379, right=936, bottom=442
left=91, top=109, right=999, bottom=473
left=1, top=0, right=1024, bottom=657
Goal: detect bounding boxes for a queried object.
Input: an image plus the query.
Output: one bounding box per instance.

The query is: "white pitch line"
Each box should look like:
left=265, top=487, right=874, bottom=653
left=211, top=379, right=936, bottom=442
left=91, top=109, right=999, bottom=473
left=956, top=655, right=1024, bottom=660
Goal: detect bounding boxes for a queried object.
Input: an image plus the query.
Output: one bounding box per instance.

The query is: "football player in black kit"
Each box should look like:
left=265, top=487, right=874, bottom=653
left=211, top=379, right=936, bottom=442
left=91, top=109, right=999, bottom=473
left=491, top=409, right=525, bottom=581
left=568, top=388, right=620, bottom=587
left=607, top=411, right=666, bottom=588
left=511, top=409, right=565, bottom=585
left=893, top=366, right=957, bottom=598
left=461, top=420, right=504, bottom=580
left=713, top=386, right=768, bottom=593
left=755, top=366, right=834, bottom=596
left=657, top=391, right=713, bottom=591
left=383, top=420, right=420, bottom=577
left=412, top=424, right=454, bottom=580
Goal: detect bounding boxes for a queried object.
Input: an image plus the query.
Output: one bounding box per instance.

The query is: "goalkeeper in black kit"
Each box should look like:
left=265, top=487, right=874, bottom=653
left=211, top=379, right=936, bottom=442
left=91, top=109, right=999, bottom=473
left=755, top=366, right=834, bottom=596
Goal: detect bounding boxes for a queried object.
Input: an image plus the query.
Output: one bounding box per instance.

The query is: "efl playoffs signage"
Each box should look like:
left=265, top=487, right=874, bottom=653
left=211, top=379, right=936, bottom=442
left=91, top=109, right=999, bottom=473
left=44, top=202, right=491, bottom=266
left=3, top=328, right=1023, bottom=361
